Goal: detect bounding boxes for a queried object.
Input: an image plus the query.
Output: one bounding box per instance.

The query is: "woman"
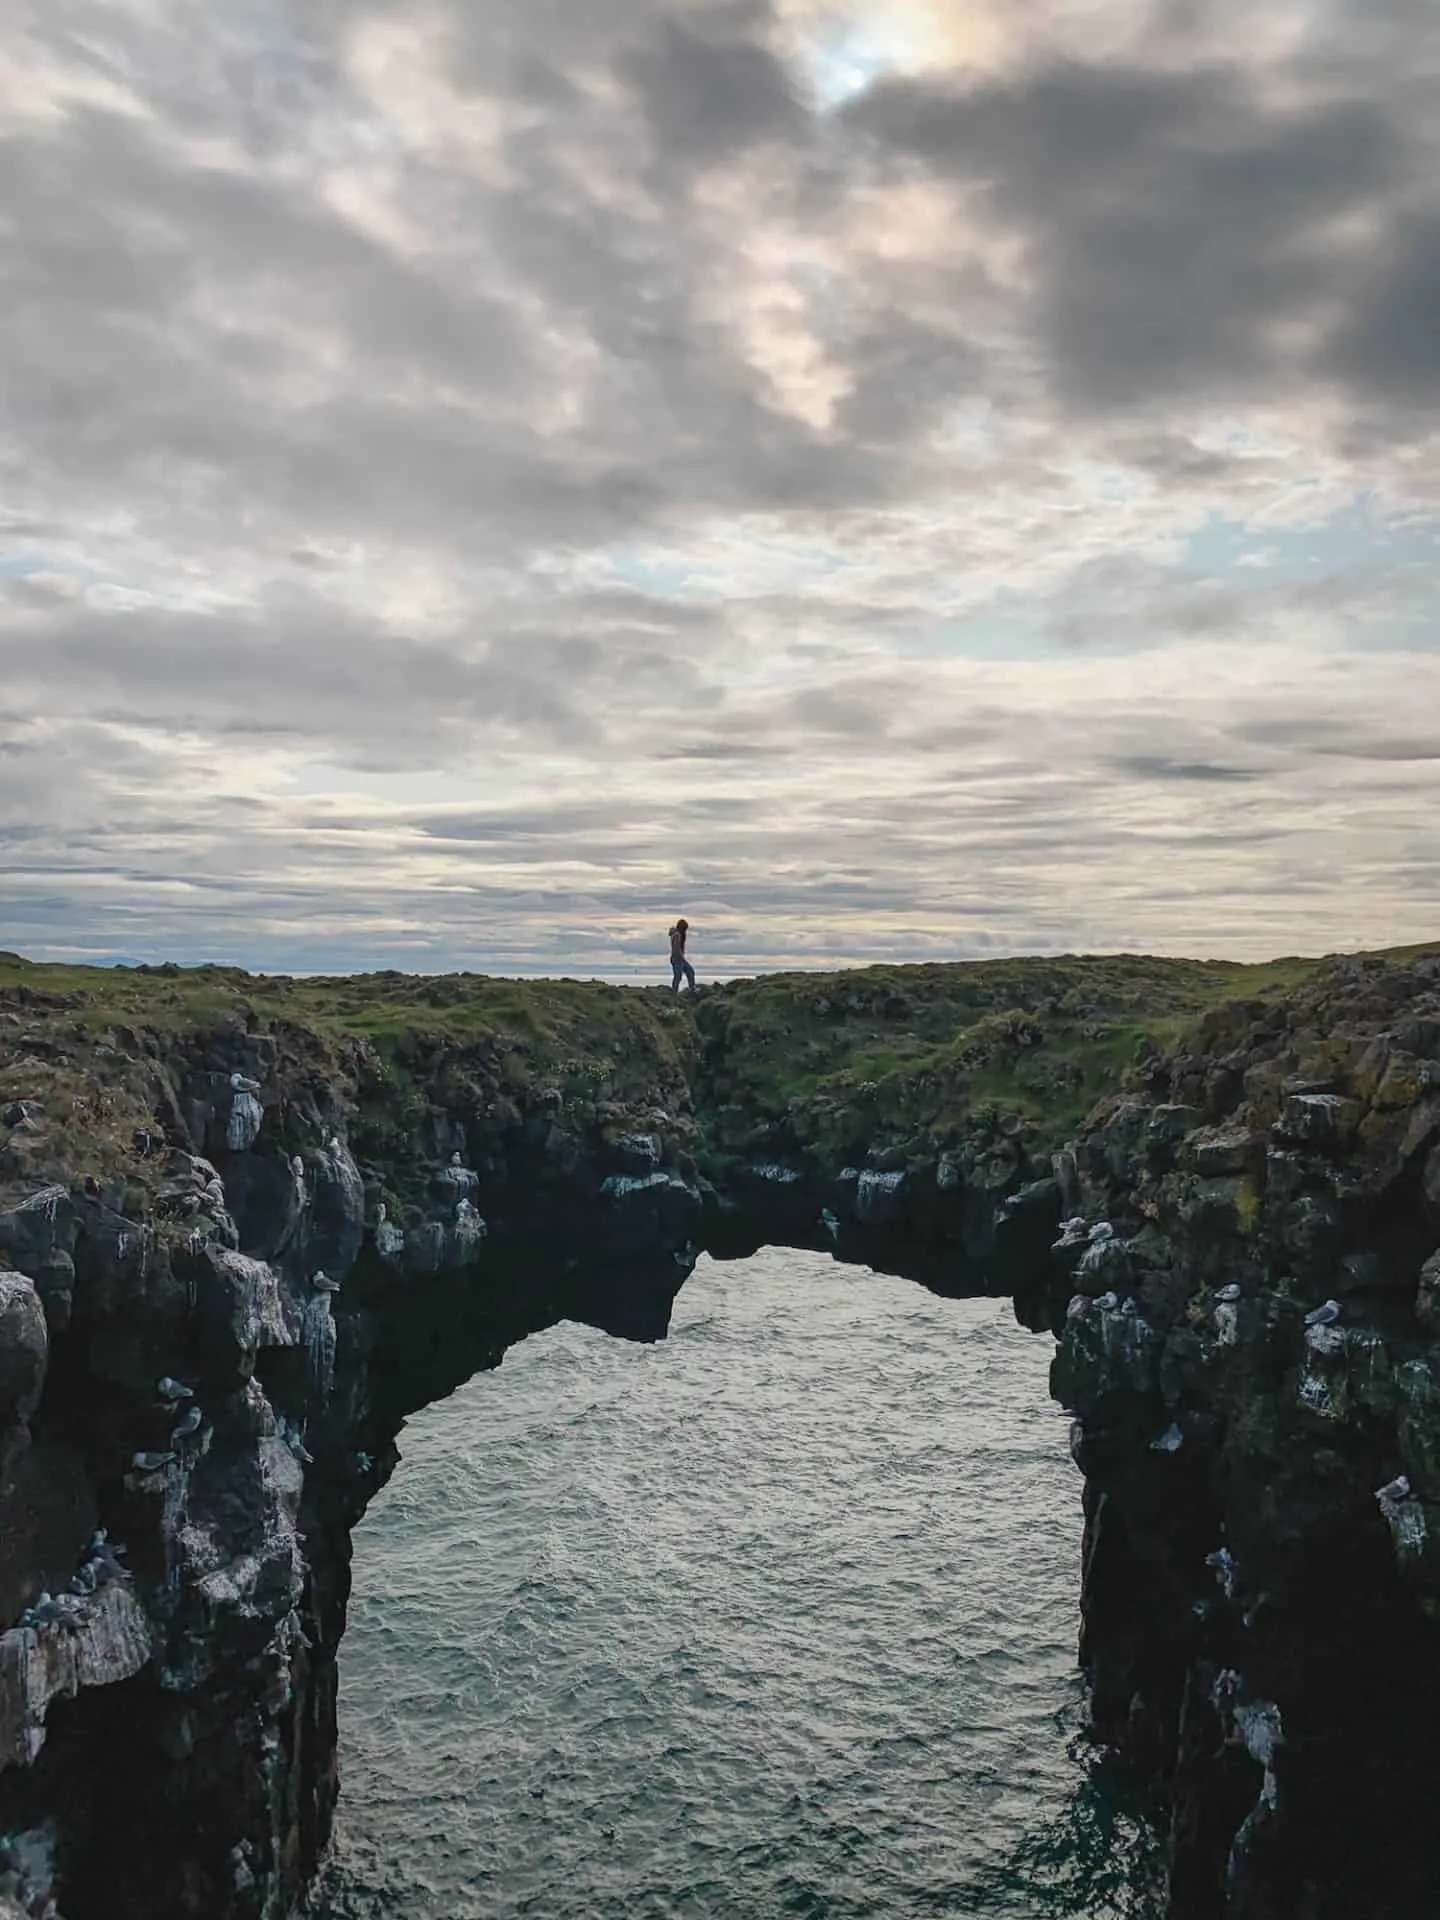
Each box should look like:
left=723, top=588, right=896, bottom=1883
left=668, top=918, right=696, bottom=993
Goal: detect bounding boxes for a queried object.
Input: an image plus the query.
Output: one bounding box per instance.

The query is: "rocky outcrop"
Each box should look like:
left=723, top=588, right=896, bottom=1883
left=1047, top=951, right=1440, bottom=1918
left=4, top=946, right=1440, bottom=1918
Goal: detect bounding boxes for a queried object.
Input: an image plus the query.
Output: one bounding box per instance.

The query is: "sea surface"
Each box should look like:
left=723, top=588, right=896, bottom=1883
left=313, top=1249, right=1162, bottom=1919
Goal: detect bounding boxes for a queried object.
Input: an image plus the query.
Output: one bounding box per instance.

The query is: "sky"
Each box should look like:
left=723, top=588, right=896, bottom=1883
left=3, top=0, right=1439, bottom=978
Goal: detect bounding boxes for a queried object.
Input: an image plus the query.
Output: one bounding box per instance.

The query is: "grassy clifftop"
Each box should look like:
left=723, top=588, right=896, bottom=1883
left=2, top=944, right=1437, bottom=1192
left=691, top=949, right=1439, bottom=1160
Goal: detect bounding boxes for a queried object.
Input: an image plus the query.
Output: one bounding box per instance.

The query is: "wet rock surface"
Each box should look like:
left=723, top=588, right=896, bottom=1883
left=2, top=947, right=1440, bottom=1917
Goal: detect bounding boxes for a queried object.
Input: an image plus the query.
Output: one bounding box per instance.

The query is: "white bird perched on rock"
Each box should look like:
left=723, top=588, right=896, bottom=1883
left=819, top=1207, right=839, bottom=1242
left=450, top=1150, right=463, bottom=1166
left=1375, top=1474, right=1412, bottom=1505
left=156, top=1377, right=194, bottom=1405
left=230, top=1071, right=261, bottom=1093
left=1066, top=1294, right=1091, bottom=1320
left=291, top=1155, right=305, bottom=1179
left=171, top=1404, right=204, bottom=1441
left=131, top=1449, right=176, bottom=1473
left=1205, top=1546, right=1238, bottom=1597
left=1214, top=1283, right=1243, bottom=1305
left=1304, top=1299, right=1341, bottom=1327
left=1150, top=1422, right=1184, bottom=1454
left=1096, top=1291, right=1119, bottom=1311
left=311, top=1269, right=342, bottom=1293
left=327, top=1133, right=343, bottom=1154
left=1089, top=1221, right=1116, bottom=1243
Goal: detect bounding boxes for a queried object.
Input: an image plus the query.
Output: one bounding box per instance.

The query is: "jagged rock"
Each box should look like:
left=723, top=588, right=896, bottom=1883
left=303, top=1137, right=365, bottom=1278
left=612, top=1133, right=661, bottom=1173
left=0, top=1274, right=46, bottom=1435
left=0, top=1190, right=76, bottom=1333
left=1183, top=1127, right=1266, bottom=1177
left=1425, top=1143, right=1440, bottom=1227
left=0, top=1581, right=151, bottom=1767
left=1274, top=1091, right=1363, bottom=1150
left=1418, top=1250, right=1440, bottom=1331
left=188, top=1247, right=292, bottom=1376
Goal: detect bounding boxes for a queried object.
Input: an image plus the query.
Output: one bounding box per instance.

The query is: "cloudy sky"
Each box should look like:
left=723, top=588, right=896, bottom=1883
left=4, top=0, right=1439, bottom=976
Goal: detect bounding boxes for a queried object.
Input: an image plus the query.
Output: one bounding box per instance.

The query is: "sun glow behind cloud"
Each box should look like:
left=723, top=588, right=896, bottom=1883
left=1, top=0, right=1438, bottom=974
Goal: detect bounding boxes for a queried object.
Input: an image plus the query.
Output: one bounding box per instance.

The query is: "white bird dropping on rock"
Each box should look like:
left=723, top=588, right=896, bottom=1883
left=1215, top=1283, right=1243, bottom=1304
left=1151, top=1423, right=1184, bottom=1453
left=303, top=1291, right=337, bottom=1400
left=1305, top=1299, right=1341, bottom=1327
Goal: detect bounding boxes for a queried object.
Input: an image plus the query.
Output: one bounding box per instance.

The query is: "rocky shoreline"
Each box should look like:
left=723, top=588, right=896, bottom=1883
left=2, top=946, right=1438, bottom=1918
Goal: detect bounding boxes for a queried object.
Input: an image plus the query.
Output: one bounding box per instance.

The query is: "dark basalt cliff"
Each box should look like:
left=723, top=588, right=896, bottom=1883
left=1, top=945, right=1438, bottom=1919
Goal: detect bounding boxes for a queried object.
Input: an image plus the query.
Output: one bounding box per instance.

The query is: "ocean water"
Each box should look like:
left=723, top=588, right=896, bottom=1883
left=314, top=1249, right=1162, bottom=1919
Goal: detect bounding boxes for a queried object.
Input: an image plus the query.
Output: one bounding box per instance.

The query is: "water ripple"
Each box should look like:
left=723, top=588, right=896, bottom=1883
left=313, top=1249, right=1162, bottom=1919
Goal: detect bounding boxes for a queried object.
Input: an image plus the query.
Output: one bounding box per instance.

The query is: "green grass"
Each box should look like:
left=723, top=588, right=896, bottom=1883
left=1, top=943, right=1436, bottom=1187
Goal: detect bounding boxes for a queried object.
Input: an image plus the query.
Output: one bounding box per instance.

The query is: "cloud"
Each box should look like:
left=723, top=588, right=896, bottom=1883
left=1, top=0, right=1438, bottom=971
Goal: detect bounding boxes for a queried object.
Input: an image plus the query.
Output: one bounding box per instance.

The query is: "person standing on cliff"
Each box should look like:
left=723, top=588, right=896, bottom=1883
left=669, top=918, right=696, bottom=993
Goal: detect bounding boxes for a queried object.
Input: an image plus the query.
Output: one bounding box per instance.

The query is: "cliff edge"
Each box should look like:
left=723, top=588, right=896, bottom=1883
left=1, top=943, right=1438, bottom=1918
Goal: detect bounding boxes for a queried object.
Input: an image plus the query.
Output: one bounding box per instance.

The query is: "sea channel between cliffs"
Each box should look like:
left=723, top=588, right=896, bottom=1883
left=2, top=944, right=1440, bottom=1919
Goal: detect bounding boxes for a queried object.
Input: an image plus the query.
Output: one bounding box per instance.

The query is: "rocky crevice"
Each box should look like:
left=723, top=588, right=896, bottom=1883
left=3, top=951, right=1440, bottom=1917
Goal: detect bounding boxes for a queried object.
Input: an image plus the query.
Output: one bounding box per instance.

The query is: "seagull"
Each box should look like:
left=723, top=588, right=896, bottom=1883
left=1304, top=1299, right=1341, bottom=1327
left=1150, top=1423, right=1184, bottom=1454
left=376, top=1202, right=387, bottom=1222
left=1214, top=1283, right=1243, bottom=1304
left=311, top=1269, right=342, bottom=1293
left=291, top=1155, right=305, bottom=1179
left=88, top=1542, right=131, bottom=1586
left=230, top=1071, right=261, bottom=1093
left=131, top=1449, right=177, bottom=1472
left=156, top=1377, right=194, bottom=1405
left=1088, top=1221, right=1116, bottom=1243
left=1376, top=1474, right=1412, bottom=1504
left=1119, top=1297, right=1139, bottom=1316
left=1096, top=1291, right=1119, bottom=1311
left=1065, top=1294, right=1090, bottom=1320
left=450, top=1151, right=463, bottom=1167
left=1205, top=1547, right=1237, bottom=1592
left=327, top=1134, right=343, bottom=1155
left=172, top=1404, right=204, bottom=1441
left=819, top=1207, right=839, bottom=1241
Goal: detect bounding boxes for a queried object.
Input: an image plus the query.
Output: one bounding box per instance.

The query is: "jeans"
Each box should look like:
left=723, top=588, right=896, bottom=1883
left=671, top=956, right=696, bottom=991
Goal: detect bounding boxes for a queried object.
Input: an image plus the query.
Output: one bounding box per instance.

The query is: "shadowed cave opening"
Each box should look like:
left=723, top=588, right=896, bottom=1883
left=313, top=1248, right=1165, bottom=1920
